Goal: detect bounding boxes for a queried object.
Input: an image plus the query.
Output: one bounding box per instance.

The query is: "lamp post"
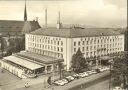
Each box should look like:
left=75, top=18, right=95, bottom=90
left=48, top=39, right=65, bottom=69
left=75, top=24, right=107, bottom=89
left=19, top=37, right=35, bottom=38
left=109, top=60, right=113, bottom=90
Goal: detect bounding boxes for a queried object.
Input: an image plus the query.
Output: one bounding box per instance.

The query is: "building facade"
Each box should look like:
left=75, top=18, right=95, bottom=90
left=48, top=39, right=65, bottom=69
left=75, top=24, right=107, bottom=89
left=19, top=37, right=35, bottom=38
left=25, top=28, right=124, bottom=70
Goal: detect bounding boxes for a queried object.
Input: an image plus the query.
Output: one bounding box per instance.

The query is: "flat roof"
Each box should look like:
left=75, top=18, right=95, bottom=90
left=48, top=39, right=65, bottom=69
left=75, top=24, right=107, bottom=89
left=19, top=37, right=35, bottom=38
left=3, top=55, right=43, bottom=70
left=16, top=51, right=64, bottom=64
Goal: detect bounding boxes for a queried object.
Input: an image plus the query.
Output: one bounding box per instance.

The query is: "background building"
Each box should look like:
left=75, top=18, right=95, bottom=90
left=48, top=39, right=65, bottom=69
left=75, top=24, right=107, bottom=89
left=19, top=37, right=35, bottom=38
left=0, top=2, right=41, bottom=56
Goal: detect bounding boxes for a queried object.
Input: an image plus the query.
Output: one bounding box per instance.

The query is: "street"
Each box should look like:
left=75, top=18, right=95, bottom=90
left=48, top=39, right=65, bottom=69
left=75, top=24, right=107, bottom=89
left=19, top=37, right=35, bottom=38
left=0, top=66, right=110, bottom=90
left=84, top=79, right=109, bottom=90
left=77, top=74, right=110, bottom=90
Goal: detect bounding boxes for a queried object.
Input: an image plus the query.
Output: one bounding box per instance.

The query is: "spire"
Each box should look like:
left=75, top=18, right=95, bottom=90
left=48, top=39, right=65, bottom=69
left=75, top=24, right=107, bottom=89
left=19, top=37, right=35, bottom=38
left=24, top=0, right=27, bottom=21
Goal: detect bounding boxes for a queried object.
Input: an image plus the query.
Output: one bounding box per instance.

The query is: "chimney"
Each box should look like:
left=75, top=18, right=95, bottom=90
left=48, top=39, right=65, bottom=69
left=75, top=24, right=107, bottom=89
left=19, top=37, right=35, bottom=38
left=35, top=17, right=38, bottom=21
left=45, top=9, right=47, bottom=28
left=56, top=11, right=62, bottom=29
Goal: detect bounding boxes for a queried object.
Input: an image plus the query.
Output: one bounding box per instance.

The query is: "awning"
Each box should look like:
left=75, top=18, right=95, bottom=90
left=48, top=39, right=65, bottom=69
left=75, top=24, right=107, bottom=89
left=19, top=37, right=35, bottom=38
left=4, top=55, right=44, bottom=70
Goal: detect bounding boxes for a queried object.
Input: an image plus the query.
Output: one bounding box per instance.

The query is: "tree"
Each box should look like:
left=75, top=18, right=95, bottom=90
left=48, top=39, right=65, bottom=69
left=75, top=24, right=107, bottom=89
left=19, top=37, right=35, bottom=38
left=71, top=48, right=88, bottom=73
left=112, top=52, right=128, bottom=89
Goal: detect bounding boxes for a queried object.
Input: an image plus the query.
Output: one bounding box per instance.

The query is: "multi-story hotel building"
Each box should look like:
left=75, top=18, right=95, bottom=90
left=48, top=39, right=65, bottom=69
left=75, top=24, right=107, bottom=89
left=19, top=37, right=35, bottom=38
left=25, top=28, right=124, bottom=70
left=0, top=27, right=124, bottom=78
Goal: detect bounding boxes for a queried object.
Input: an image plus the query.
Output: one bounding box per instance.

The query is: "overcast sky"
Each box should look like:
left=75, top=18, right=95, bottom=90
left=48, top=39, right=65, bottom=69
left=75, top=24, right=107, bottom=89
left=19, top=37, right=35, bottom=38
left=0, top=0, right=127, bottom=28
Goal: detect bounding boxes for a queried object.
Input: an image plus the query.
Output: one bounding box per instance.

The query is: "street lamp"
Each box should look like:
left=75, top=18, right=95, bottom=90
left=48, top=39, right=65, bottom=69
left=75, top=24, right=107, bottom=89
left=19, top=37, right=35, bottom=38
left=108, top=60, right=113, bottom=90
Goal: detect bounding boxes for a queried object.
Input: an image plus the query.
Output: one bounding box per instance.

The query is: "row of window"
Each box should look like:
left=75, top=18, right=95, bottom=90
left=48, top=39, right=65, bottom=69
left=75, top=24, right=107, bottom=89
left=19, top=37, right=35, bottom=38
left=74, top=47, right=123, bottom=53
left=28, top=47, right=63, bottom=58
left=27, top=36, right=63, bottom=46
left=74, top=38, right=123, bottom=46
left=28, top=35, right=61, bottom=41
left=74, top=43, right=123, bottom=52
left=28, top=42, right=63, bottom=52
left=79, top=35, right=123, bottom=41
left=85, top=48, right=122, bottom=58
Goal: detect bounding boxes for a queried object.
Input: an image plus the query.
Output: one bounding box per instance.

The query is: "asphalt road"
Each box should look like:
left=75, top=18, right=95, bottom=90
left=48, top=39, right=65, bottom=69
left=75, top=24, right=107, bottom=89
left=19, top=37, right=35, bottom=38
left=75, top=74, right=110, bottom=90
left=83, top=79, right=109, bottom=90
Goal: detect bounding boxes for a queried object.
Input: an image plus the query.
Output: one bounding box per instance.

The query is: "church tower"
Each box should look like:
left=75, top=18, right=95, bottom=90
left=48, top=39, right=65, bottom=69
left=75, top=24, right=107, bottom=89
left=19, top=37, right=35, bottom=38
left=24, top=0, right=27, bottom=21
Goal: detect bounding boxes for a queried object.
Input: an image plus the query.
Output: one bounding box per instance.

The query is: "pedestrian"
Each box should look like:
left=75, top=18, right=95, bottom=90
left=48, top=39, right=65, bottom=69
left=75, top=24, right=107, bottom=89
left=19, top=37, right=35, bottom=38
left=81, top=84, right=83, bottom=88
left=25, top=82, right=30, bottom=88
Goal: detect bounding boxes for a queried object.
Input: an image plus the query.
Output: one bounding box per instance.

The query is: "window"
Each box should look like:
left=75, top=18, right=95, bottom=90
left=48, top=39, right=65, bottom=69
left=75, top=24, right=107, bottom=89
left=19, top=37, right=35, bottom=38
left=61, top=54, right=63, bottom=58
left=78, top=41, right=80, bottom=45
left=82, top=47, right=84, bottom=51
left=51, top=46, right=53, bottom=50
left=61, top=48, right=63, bottom=52
left=90, top=46, right=92, bottom=50
left=94, top=40, right=96, bottom=44
left=86, top=46, right=89, bottom=51
left=61, top=41, right=63, bottom=46
left=54, top=41, right=56, bottom=45
left=74, top=48, right=76, bottom=52
left=86, top=52, right=89, bottom=57
left=87, top=41, right=89, bottom=45
left=58, top=41, right=59, bottom=45
left=74, top=42, right=76, bottom=46
left=51, top=40, right=53, bottom=44
left=45, top=45, right=47, bottom=49
left=48, top=45, right=50, bottom=49
left=83, top=41, right=84, bottom=45
left=48, top=40, right=50, bottom=44
left=98, top=40, right=99, bottom=43
left=54, top=46, right=56, bottom=51
left=57, top=47, right=59, bottom=51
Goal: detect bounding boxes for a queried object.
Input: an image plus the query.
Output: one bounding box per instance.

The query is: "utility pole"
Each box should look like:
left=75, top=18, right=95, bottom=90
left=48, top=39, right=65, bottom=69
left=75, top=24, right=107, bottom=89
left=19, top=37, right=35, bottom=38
left=109, top=60, right=113, bottom=90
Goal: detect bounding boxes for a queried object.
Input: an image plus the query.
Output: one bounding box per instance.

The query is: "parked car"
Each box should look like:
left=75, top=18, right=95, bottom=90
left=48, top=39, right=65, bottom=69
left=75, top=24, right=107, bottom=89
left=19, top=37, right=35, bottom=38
left=72, top=74, right=80, bottom=79
left=113, top=86, right=122, bottom=90
left=95, top=69, right=101, bottom=73
left=54, top=79, right=68, bottom=86
left=65, top=76, right=75, bottom=82
left=86, top=71, right=93, bottom=75
left=104, top=67, right=110, bottom=70
left=61, top=79, right=68, bottom=84
left=91, top=70, right=97, bottom=74
left=98, top=67, right=105, bottom=72
left=82, top=72, right=89, bottom=76
left=78, top=72, right=88, bottom=78
left=54, top=80, right=65, bottom=86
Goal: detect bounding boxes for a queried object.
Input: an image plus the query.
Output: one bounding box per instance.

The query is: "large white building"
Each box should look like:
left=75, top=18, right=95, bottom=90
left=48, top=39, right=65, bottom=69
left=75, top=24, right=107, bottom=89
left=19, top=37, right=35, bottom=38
left=0, top=27, right=124, bottom=78
left=25, top=28, right=124, bottom=70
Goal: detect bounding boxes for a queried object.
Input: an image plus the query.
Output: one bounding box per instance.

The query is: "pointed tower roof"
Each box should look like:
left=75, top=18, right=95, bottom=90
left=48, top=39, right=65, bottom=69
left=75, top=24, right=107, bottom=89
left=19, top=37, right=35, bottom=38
left=24, top=0, right=27, bottom=21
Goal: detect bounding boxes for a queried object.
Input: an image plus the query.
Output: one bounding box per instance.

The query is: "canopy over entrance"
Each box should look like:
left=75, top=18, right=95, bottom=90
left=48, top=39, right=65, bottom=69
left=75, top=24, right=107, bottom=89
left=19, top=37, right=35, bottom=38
left=4, top=55, right=44, bottom=70
left=100, top=56, right=112, bottom=61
